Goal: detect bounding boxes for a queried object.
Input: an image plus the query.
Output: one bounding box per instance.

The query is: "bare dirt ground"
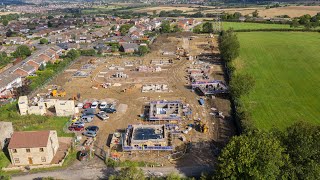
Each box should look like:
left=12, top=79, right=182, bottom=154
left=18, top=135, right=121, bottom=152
left=0, top=12, right=20, bottom=15
left=37, top=33, right=235, bottom=168
left=136, top=6, right=197, bottom=14
left=135, top=5, right=320, bottom=18
left=219, top=6, right=320, bottom=18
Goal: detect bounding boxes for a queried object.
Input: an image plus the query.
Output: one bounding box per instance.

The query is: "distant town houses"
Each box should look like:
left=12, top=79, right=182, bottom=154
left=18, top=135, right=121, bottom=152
left=0, top=14, right=198, bottom=99
left=0, top=46, right=62, bottom=98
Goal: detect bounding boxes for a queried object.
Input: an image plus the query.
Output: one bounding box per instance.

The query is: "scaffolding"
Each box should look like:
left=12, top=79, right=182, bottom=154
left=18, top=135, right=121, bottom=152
left=191, top=80, right=228, bottom=95
left=122, top=125, right=173, bottom=151
left=148, top=100, right=183, bottom=121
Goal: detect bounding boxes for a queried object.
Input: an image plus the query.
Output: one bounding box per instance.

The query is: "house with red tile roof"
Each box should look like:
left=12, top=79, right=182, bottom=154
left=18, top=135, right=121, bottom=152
left=8, top=130, right=59, bottom=166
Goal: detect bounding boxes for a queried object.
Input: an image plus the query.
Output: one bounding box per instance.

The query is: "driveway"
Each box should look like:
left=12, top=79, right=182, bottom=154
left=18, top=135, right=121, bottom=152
left=12, top=165, right=212, bottom=180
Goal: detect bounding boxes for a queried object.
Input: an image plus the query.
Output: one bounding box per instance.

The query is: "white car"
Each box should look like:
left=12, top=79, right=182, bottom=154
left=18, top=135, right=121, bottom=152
left=77, top=103, right=84, bottom=108
left=91, top=101, right=98, bottom=109
left=99, top=101, right=107, bottom=109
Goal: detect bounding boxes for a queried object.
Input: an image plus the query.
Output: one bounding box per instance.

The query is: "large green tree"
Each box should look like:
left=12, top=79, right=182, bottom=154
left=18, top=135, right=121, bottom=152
left=12, top=45, right=31, bottom=59
left=119, top=24, right=134, bottom=36
left=252, top=10, right=259, bottom=17
left=2, top=19, right=9, bottom=26
left=219, top=29, right=240, bottom=62
left=202, top=22, right=213, bottom=33
left=0, top=52, right=10, bottom=67
left=216, top=131, right=288, bottom=179
left=137, top=46, right=149, bottom=56
left=282, top=122, right=320, bottom=179
left=66, top=49, right=80, bottom=60
left=39, top=38, right=48, bottom=44
left=160, top=21, right=171, bottom=33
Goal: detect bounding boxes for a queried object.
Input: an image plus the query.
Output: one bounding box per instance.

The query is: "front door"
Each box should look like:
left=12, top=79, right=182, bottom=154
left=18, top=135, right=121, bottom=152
left=28, top=157, right=33, bottom=164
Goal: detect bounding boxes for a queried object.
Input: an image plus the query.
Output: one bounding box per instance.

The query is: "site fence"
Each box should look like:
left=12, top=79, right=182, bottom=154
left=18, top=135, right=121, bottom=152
left=122, top=146, right=173, bottom=151
left=29, top=57, right=82, bottom=98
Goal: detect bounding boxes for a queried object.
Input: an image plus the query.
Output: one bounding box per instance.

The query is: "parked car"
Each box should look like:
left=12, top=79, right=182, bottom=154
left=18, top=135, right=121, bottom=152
left=86, top=126, right=99, bottom=132
left=91, top=101, right=98, bottom=109
left=68, top=125, right=84, bottom=131
left=83, top=130, right=97, bottom=137
left=83, top=102, right=92, bottom=109
left=77, top=103, right=84, bottom=108
left=72, top=121, right=85, bottom=127
left=80, top=115, right=94, bottom=123
left=78, top=150, right=89, bottom=161
left=101, top=108, right=117, bottom=114
left=96, top=111, right=109, bottom=120
left=99, top=101, right=107, bottom=109
left=83, top=108, right=95, bottom=115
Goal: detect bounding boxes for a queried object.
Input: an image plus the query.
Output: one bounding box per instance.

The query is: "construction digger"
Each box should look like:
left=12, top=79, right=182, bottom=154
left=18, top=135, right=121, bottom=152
left=51, top=89, right=66, bottom=97
left=197, top=121, right=209, bottom=133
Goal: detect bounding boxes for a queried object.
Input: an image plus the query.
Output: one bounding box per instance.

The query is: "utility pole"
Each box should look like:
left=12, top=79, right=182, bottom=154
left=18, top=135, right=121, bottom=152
left=213, top=13, right=221, bottom=33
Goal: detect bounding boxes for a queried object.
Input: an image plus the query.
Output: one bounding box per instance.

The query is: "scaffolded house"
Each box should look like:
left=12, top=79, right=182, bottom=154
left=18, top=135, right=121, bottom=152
left=123, top=124, right=173, bottom=151
left=148, top=100, right=183, bottom=121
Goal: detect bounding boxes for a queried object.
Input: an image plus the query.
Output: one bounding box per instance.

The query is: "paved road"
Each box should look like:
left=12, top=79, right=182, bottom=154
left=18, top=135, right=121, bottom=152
left=12, top=165, right=212, bottom=180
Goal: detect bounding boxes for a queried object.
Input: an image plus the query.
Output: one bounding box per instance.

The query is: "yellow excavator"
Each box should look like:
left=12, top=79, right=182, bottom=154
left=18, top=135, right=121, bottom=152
left=51, top=89, right=66, bottom=97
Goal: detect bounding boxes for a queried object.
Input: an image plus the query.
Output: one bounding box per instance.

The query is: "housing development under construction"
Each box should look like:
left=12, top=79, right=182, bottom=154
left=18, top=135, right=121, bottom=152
left=2, top=32, right=235, bottom=170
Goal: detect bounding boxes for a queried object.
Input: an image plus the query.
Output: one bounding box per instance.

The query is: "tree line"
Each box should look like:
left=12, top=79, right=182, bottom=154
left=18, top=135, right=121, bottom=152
left=217, top=29, right=320, bottom=179
left=291, top=13, right=320, bottom=29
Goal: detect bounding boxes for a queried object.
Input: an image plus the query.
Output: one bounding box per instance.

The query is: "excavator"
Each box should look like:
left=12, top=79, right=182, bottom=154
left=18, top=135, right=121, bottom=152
left=51, top=89, right=66, bottom=97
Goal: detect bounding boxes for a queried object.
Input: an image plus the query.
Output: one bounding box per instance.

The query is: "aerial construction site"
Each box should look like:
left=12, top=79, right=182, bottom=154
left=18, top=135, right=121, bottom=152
left=31, top=32, right=236, bottom=167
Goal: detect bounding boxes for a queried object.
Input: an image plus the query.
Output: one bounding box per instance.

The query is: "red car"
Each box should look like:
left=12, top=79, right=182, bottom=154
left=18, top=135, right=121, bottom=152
left=83, top=102, right=92, bottom=109
left=68, top=125, right=84, bottom=131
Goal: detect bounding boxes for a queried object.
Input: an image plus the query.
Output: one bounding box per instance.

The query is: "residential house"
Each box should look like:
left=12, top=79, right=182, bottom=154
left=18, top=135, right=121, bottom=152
left=13, top=65, right=36, bottom=77
left=119, top=36, right=133, bottom=45
left=0, top=122, right=14, bottom=149
left=0, top=73, right=22, bottom=98
left=8, top=130, right=59, bottom=166
left=4, top=37, right=26, bottom=45
left=27, top=57, right=46, bottom=69
left=120, top=43, right=139, bottom=53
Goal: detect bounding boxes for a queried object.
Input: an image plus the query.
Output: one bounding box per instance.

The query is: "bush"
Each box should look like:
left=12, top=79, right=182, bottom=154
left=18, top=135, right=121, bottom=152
left=39, top=38, right=48, bottom=44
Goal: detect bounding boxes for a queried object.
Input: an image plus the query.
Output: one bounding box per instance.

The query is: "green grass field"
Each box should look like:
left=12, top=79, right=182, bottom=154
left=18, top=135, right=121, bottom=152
left=0, top=102, right=73, bottom=137
left=222, top=22, right=294, bottom=30
left=235, top=32, right=320, bottom=130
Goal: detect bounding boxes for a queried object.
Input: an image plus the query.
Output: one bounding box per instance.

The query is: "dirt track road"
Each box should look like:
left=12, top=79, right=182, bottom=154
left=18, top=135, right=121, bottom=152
left=12, top=165, right=212, bottom=180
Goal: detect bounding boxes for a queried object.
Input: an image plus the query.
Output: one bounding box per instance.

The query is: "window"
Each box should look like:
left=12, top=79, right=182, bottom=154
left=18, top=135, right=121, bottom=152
left=26, top=149, right=30, bottom=153
left=39, top=148, right=44, bottom=152
left=41, top=157, right=46, bottom=162
left=14, top=158, right=20, bottom=163
left=12, top=149, right=17, bottom=153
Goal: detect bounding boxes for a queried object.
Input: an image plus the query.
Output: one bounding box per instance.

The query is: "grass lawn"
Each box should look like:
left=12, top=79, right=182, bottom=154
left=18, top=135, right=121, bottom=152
left=0, top=102, right=73, bottom=137
left=222, top=22, right=302, bottom=30
left=234, top=32, right=320, bottom=130
left=0, top=151, right=10, bottom=169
